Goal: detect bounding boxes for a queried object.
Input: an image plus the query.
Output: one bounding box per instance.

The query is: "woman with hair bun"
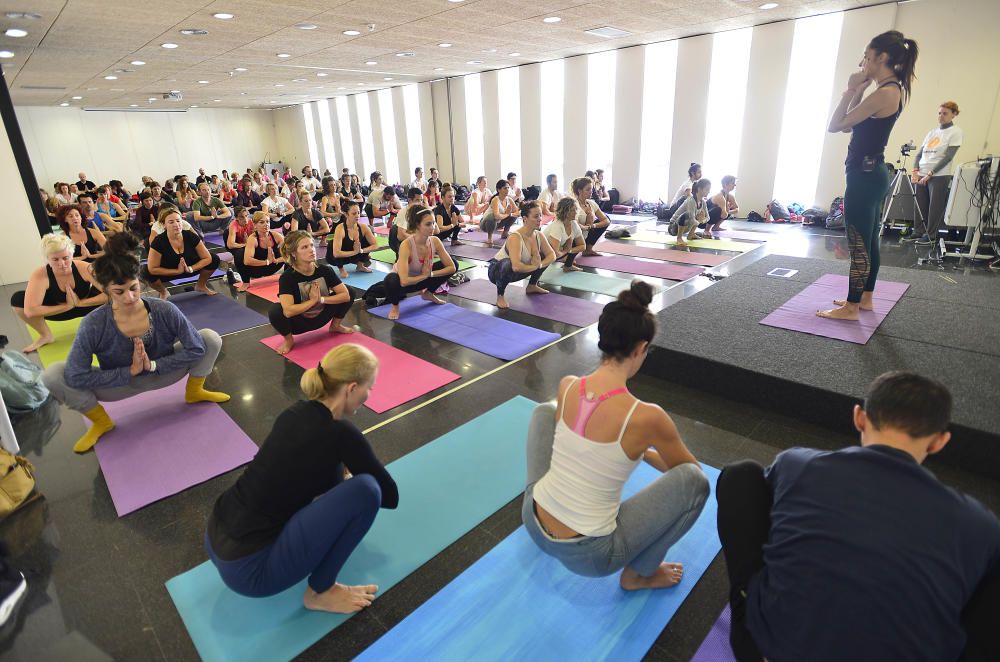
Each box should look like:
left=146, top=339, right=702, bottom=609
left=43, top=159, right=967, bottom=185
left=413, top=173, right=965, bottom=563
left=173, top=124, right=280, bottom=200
left=821, top=30, right=918, bottom=321
left=205, top=343, right=397, bottom=613
left=382, top=204, right=456, bottom=320
left=522, top=281, right=709, bottom=590
left=10, top=233, right=107, bottom=353
left=42, top=232, right=229, bottom=454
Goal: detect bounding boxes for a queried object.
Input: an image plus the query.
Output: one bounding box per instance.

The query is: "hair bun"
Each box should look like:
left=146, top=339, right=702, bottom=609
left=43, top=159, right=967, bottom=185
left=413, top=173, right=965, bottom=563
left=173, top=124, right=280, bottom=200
left=617, top=280, right=653, bottom=310
left=104, top=231, right=140, bottom=256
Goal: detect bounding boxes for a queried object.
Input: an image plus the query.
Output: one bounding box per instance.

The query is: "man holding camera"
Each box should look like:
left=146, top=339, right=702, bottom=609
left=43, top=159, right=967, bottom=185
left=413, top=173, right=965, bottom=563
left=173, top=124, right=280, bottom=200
left=905, top=101, right=963, bottom=246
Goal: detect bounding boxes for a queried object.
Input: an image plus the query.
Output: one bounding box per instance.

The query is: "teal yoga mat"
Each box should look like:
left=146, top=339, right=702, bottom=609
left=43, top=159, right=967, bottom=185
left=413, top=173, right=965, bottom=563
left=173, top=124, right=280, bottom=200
left=540, top=265, right=659, bottom=297
left=358, top=462, right=721, bottom=662
left=166, top=396, right=537, bottom=662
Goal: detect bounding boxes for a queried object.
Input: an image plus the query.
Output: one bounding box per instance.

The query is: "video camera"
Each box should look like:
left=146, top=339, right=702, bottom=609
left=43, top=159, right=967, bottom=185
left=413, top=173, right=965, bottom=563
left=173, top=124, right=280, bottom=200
left=900, top=141, right=916, bottom=157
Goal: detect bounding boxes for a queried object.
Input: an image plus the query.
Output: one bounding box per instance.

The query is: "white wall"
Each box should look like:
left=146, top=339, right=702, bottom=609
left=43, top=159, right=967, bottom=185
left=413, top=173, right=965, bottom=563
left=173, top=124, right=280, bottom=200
left=0, top=108, right=43, bottom=285
left=16, top=106, right=279, bottom=191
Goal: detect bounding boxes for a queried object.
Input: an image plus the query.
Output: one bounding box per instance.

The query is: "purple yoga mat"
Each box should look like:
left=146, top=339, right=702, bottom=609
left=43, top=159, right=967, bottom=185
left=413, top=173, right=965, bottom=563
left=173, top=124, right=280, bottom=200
left=691, top=606, right=736, bottom=662
left=575, top=254, right=703, bottom=281
left=171, top=269, right=225, bottom=285
left=450, top=279, right=604, bottom=327
left=202, top=231, right=224, bottom=247
left=170, top=291, right=268, bottom=335
left=94, top=380, right=258, bottom=516
left=759, top=274, right=909, bottom=344
left=595, top=241, right=731, bottom=266
left=449, top=243, right=499, bottom=262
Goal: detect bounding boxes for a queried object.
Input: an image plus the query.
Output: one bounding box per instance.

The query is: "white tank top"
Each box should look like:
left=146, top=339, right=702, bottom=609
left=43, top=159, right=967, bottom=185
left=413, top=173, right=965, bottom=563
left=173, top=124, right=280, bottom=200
left=494, top=230, right=541, bottom=262
left=532, top=379, right=642, bottom=537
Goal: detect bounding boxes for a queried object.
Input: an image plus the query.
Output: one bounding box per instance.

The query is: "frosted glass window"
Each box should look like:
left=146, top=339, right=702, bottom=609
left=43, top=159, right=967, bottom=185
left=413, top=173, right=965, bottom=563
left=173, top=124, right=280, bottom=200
left=497, top=68, right=521, bottom=180
left=773, top=12, right=845, bottom=205
left=637, top=41, right=679, bottom=201
left=355, top=94, right=376, bottom=178
left=702, top=28, right=753, bottom=187
left=539, top=60, right=565, bottom=188
left=403, top=85, right=425, bottom=180
left=316, top=100, right=336, bottom=174
left=377, top=89, right=400, bottom=185
left=302, top=103, right=320, bottom=174
left=335, top=96, right=356, bottom=174
left=586, top=51, right=617, bottom=185
left=465, top=74, right=485, bottom=184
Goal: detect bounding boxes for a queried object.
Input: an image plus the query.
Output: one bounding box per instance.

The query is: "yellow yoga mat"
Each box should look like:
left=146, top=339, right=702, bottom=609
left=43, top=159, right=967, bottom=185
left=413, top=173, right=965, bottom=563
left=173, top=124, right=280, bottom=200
left=622, top=232, right=757, bottom=253
left=27, top=316, right=98, bottom=367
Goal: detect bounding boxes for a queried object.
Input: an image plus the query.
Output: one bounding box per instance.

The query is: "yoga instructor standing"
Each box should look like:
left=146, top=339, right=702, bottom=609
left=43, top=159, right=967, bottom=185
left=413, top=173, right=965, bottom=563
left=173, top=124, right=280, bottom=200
left=820, top=31, right=918, bottom=321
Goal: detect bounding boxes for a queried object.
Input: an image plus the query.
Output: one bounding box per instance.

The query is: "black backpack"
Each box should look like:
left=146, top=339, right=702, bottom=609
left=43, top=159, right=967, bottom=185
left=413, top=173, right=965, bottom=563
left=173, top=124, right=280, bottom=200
left=363, top=282, right=387, bottom=308
left=524, top=185, right=540, bottom=201
left=454, top=184, right=470, bottom=203
left=608, top=188, right=620, bottom=205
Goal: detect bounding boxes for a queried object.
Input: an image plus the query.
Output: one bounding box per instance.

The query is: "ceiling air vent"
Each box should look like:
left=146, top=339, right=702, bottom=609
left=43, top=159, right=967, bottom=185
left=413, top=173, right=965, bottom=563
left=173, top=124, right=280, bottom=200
left=20, top=85, right=66, bottom=90
left=585, top=26, right=632, bottom=39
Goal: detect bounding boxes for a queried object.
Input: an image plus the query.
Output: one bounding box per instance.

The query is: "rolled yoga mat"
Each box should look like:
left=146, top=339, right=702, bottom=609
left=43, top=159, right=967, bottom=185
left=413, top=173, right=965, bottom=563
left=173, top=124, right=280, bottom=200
left=368, top=297, right=560, bottom=361
left=166, top=396, right=537, bottom=662
left=594, top=241, right=732, bottom=266
left=170, top=291, right=268, bottom=335
left=357, top=462, right=722, bottom=662
left=260, top=329, right=460, bottom=413
left=690, top=605, right=737, bottom=662
left=94, top=379, right=258, bottom=517
left=449, top=279, right=605, bottom=327
left=27, top=315, right=98, bottom=367
left=540, top=264, right=654, bottom=297
left=574, top=254, right=704, bottom=282
left=759, top=274, right=909, bottom=344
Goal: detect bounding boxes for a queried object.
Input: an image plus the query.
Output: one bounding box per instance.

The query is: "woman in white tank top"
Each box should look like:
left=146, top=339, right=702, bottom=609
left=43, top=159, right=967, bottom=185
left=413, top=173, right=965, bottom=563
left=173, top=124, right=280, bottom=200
left=524, top=281, right=709, bottom=590
left=486, top=201, right=557, bottom=309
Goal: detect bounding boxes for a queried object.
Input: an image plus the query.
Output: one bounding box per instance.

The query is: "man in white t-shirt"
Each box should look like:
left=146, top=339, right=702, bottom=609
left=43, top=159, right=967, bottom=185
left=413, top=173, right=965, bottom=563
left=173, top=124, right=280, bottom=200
left=537, top=174, right=564, bottom=217
left=300, top=166, right=320, bottom=194
left=506, top=172, right=524, bottom=204
left=410, top=167, right=427, bottom=193
left=906, top=101, right=964, bottom=245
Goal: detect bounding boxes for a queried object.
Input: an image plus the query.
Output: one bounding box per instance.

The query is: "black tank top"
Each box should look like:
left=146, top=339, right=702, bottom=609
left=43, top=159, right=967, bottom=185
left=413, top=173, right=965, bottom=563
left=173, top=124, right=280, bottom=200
left=336, top=224, right=371, bottom=253
left=42, top=262, right=96, bottom=306
left=296, top=208, right=322, bottom=233
left=252, top=231, right=280, bottom=262
left=845, top=81, right=903, bottom=173
left=72, top=228, right=101, bottom=261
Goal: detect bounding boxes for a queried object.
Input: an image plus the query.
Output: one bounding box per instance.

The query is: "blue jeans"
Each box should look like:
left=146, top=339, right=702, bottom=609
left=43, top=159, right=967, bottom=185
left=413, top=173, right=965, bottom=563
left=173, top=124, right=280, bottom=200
left=487, top=258, right=543, bottom=296
left=521, top=402, right=709, bottom=576
left=206, top=474, right=381, bottom=597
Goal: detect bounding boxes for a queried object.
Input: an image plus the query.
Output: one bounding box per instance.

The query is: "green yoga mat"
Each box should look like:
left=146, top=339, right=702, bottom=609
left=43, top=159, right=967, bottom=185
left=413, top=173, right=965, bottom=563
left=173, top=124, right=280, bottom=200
left=540, top=265, right=658, bottom=297
left=370, top=235, right=474, bottom=271
left=166, top=396, right=537, bottom=662
left=27, top=316, right=98, bottom=367
left=623, top=232, right=757, bottom=252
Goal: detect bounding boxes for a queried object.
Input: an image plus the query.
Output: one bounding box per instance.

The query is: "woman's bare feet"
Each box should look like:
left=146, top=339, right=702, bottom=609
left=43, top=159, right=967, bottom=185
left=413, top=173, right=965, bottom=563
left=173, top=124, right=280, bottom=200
left=525, top=284, right=549, bottom=295
left=22, top=334, right=54, bottom=353
left=833, top=293, right=873, bottom=311
left=817, top=303, right=860, bottom=320
left=581, top=248, right=600, bottom=257
left=194, top=285, right=217, bottom=296
left=388, top=305, right=400, bottom=320
left=497, top=295, right=509, bottom=309
left=421, top=290, right=445, bottom=305
left=563, top=264, right=582, bottom=272
left=357, top=264, right=372, bottom=273
left=157, top=288, right=170, bottom=300
left=276, top=336, right=295, bottom=355
left=303, top=583, right=378, bottom=614
left=339, top=268, right=349, bottom=278
left=620, top=563, right=684, bottom=590
left=329, top=322, right=355, bottom=334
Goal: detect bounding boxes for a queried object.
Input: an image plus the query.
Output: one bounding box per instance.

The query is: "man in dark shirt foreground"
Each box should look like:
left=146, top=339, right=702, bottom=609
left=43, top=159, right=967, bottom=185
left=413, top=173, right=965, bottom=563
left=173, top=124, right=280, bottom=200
left=717, top=371, right=1000, bottom=662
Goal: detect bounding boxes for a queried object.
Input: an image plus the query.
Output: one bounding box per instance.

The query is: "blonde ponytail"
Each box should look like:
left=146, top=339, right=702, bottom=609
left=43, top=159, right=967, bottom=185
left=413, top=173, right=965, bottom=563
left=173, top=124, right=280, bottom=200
left=300, top=343, right=379, bottom=401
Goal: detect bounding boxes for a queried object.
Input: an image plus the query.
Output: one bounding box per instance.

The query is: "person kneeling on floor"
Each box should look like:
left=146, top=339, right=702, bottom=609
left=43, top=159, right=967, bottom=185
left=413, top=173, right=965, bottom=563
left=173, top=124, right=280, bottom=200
left=42, top=232, right=230, bottom=454
left=716, top=371, right=1000, bottom=662
left=205, top=343, right=398, bottom=613
left=523, top=281, right=710, bottom=590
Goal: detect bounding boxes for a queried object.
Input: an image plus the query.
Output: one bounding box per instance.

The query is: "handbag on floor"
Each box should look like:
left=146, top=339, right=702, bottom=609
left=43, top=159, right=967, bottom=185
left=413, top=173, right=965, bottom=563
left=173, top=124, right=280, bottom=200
left=0, top=447, right=35, bottom=518
left=0, top=351, right=49, bottom=416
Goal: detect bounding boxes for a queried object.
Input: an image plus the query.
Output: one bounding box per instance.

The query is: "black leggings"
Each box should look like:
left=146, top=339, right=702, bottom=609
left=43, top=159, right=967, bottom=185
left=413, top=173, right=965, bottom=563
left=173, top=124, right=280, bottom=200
left=383, top=267, right=448, bottom=306
left=142, top=253, right=221, bottom=285
left=436, top=225, right=461, bottom=243
left=9, top=290, right=94, bottom=321
left=844, top=165, right=890, bottom=303
left=585, top=225, right=608, bottom=246
left=267, top=299, right=354, bottom=337
left=236, top=262, right=283, bottom=284
left=327, top=249, right=373, bottom=269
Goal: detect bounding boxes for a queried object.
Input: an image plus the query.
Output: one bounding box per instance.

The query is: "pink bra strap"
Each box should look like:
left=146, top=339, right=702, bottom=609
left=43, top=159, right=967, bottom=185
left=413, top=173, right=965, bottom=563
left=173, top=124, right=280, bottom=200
left=571, top=377, right=629, bottom=436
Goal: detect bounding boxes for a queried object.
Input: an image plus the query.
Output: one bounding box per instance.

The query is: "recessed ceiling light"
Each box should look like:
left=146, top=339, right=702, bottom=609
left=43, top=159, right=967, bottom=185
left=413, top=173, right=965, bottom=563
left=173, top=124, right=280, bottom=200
left=148, top=97, right=156, bottom=101
left=274, top=84, right=284, bottom=87
left=5, top=28, right=27, bottom=38
left=129, top=104, right=138, bottom=107
left=243, top=106, right=249, bottom=109
left=337, top=86, right=346, bottom=90
left=190, top=104, right=199, bottom=108
left=317, top=72, right=328, bottom=77
left=104, top=75, right=117, bottom=80
left=759, top=2, right=778, bottom=7
left=447, top=0, right=465, bottom=3
left=509, top=52, right=520, bottom=56
left=343, top=30, right=360, bottom=36
left=234, top=67, right=247, bottom=72
left=212, top=12, right=234, bottom=20
left=542, top=16, right=561, bottom=23
left=240, top=92, right=247, bottom=95
left=396, top=52, right=415, bottom=57
left=179, top=28, right=208, bottom=36
left=467, top=60, right=482, bottom=65
left=198, top=80, right=209, bottom=84
left=4, top=12, right=41, bottom=20
left=481, top=49, right=496, bottom=53
left=213, top=99, right=221, bottom=102
left=365, top=61, right=377, bottom=65
left=71, top=95, right=82, bottom=100
left=356, top=82, right=364, bottom=86
left=296, top=23, right=318, bottom=30
left=438, top=43, right=452, bottom=48
left=0, top=51, right=15, bottom=58
left=292, top=78, right=306, bottom=82
left=130, top=60, right=145, bottom=66
left=313, top=86, right=323, bottom=89
left=277, top=53, right=291, bottom=58
left=110, top=88, right=124, bottom=91
left=161, top=43, right=178, bottom=49
left=59, top=102, right=69, bottom=107
left=433, top=67, right=444, bottom=71
left=170, top=89, right=180, bottom=93
left=383, top=77, right=393, bottom=81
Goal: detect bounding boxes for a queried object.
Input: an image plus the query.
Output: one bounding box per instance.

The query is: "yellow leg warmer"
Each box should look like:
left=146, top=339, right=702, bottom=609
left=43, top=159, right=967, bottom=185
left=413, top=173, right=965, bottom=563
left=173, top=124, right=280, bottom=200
left=184, top=376, right=231, bottom=404
left=73, top=405, right=114, bottom=454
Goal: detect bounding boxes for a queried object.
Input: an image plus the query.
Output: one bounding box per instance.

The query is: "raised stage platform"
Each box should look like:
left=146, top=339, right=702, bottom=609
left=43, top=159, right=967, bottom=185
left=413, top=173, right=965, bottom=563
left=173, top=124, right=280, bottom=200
left=644, top=255, right=1000, bottom=478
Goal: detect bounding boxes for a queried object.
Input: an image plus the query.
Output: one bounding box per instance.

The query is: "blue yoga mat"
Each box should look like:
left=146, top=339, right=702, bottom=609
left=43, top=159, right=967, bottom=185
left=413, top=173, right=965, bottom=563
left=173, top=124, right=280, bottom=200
left=358, top=462, right=721, bottom=662
left=166, top=396, right=537, bottom=662
left=368, top=298, right=560, bottom=360
left=337, top=266, right=390, bottom=292
left=170, top=291, right=268, bottom=335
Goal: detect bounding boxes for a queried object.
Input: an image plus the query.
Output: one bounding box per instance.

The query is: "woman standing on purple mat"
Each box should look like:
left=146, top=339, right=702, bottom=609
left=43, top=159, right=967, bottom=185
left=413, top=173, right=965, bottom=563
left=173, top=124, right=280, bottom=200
left=522, top=280, right=709, bottom=590
left=819, top=30, right=918, bottom=321
left=382, top=205, right=457, bottom=321
left=487, top=201, right=556, bottom=309
left=206, top=343, right=398, bottom=613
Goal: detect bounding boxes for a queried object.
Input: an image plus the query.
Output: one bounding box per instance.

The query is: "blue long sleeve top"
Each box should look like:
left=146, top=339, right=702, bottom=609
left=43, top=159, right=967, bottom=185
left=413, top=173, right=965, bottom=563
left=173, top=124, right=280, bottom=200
left=64, top=297, right=206, bottom=390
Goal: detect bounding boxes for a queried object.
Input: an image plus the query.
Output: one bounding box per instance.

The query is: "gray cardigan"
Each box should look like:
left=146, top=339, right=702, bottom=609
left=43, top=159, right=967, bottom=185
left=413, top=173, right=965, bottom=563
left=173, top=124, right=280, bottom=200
left=64, top=297, right=205, bottom=390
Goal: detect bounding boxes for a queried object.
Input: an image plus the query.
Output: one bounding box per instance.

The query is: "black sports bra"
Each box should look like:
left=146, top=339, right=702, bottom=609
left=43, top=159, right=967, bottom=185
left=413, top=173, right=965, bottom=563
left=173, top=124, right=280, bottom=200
left=42, top=262, right=96, bottom=306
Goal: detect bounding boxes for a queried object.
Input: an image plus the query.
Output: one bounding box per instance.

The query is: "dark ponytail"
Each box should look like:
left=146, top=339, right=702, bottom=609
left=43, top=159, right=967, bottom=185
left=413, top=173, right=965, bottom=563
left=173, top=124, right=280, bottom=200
left=92, top=232, right=141, bottom=288
left=597, top=280, right=656, bottom=361
left=688, top=162, right=701, bottom=179
left=868, top=31, right=918, bottom=102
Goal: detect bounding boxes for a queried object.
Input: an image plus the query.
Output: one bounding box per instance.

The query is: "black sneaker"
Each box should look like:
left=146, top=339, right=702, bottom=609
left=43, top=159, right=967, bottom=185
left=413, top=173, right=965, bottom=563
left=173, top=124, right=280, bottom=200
left=0, top=571, right=26, bottom=628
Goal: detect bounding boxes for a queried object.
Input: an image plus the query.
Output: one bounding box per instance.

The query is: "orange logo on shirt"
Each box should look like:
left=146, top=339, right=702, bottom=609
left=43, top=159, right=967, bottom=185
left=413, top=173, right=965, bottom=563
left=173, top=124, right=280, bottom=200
left=927, top=137, right=941, bottom=150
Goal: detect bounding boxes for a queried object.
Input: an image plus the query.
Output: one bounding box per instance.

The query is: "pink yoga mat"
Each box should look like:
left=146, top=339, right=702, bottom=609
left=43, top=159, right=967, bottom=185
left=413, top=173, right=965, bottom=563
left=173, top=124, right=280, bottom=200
left=94, top=380, right=258, bottom=517
left=260, top=330, right=460, bottom=413
left=245, top=275, right=283, bottom=303
left=759, top=274, right=909, bottom=344
left=595, top=241, right=732, bottom=266
left=575, top=254, right=703, bottom=281
left=373, top=225, right=390, bottom=236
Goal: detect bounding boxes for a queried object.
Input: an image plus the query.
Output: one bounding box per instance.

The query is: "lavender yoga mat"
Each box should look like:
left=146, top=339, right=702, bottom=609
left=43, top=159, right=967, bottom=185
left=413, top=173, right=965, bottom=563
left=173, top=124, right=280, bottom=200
left=369, top=298, right=560, bottom=360
left=759, top=274, right=909, bottom=344
left=94, top=380, right=258, bottom=517
left=449, top=279, right=604, bottom=326
left=202, top=231, right=224, bottom=247
left=575, top=254, right=703, bottom=281
left=595, top=241, right=731, bottom=266
left=448, top=243, right=499, bottom=262
left=171, top=269, right=225, bottom=285
left=170, top=291, right=268, bottom=335
left=691, top=606, right=736, bottom=662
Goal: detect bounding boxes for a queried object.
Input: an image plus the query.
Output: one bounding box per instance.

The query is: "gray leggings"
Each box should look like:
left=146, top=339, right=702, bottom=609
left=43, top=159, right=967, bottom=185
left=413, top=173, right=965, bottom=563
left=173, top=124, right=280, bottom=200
left=521, top=402, right=709, bottom=577
left=43, top=329, right=223, bottom=412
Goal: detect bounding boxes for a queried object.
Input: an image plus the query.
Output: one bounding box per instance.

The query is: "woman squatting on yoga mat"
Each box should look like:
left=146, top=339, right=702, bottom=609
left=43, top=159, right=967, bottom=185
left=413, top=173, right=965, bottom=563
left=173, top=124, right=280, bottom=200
left=144, top=207, right=221, bottom=299
left=522, top=281, right=710, bottom=590
left=669, top=178, right=711, bottom=247
left=268, top=231, right=355, bottom=355
left=570, top=176, right=610, bottom=256
left=10, top=233, right=107, bottom=353
left=205, top=343, right=399, bottom=613
left=328, top=200, right=379, bottom=278
left=42, top=233, right=230, bottom=453
left=382, top=205, right=457, bottom=321
left=236, top=212, right=285, bottom=288
left=487, top=201, right=556, bottom=309
left=820, top=30, right=918, bottom=321
left=544, top=197, right=587, bottom=272
left=479, top=179, right=520, bottom=248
